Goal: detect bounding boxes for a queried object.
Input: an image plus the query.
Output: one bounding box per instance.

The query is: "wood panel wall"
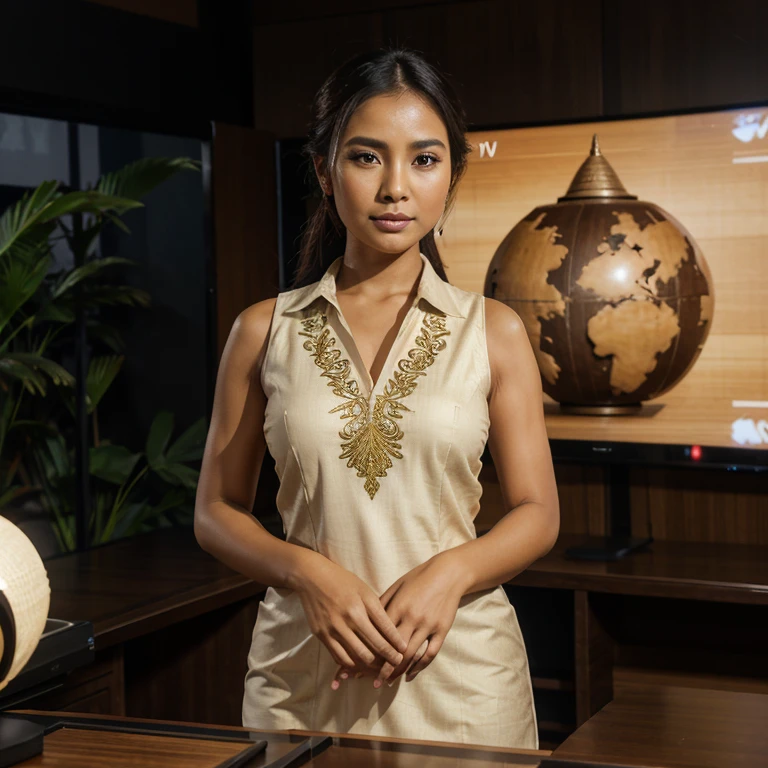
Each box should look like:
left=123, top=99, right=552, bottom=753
left=248, top=0, right=768, bottom=543
left=212, top=123, right=280, bottom=356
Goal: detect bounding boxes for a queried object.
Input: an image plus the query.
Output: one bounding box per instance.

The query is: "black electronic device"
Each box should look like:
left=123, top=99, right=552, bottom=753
left=0, top=617, right=94, bottom=768
left=0, top=618, right=94, bottom=711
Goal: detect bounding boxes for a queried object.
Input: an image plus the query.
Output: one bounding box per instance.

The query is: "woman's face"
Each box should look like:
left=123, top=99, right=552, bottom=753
left=317, top=90, right=452, bottom=256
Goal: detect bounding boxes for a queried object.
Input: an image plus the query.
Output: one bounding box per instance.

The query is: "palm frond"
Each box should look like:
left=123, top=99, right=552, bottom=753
left=0, top=353, right=75, bottom=395
left=78, top=284, right=152, bottom=308
left=85, top=321, right=126, bottom=353
left=0, top=184, right=143, bottom=259
left=0, top=250, right=52, bottom=337
left=51, top=256, right=140, bottom=299
left=97, top=157, right=200, bottom=205
left=86, top=355, right=125, bottom=413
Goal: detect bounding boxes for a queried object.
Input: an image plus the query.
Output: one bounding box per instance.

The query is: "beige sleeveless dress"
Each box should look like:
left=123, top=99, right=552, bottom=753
left=243, top=252, right=538, bottom=749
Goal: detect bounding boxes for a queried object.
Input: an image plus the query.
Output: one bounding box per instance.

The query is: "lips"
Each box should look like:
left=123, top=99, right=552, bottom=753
left=371, top=213, right=413, bottom=221
left=371, top=216, right=413, bottom=232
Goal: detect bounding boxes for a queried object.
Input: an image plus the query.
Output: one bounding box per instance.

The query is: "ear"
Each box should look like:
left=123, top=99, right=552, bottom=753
left=313, top=156, right=332, bottom=196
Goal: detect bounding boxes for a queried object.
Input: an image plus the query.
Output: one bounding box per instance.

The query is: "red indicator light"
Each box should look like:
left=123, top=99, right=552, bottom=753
left=691, top=445, right=702, bottom=461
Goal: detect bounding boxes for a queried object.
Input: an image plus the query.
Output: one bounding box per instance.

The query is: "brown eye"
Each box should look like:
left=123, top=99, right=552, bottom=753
left=415, top=154, right=440, bottom=167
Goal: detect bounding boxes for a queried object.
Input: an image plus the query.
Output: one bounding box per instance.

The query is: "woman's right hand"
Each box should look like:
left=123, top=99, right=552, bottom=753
left=295, top=553, right=407, bottom=673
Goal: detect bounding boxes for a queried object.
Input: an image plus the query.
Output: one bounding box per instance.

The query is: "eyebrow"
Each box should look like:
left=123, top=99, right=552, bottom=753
left=343, top=136, right=447, bottom=151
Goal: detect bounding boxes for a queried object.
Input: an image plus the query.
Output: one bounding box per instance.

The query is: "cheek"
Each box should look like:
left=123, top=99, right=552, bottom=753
left=334, top=170, right=373, bottom=214
left=415, top=167, right=451, bottom=201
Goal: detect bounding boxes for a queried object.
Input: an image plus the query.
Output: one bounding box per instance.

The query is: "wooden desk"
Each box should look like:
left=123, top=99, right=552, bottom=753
left=11, top=710, right=552, bottom=768
left=13, top=687, right=768, bottom=768
left=37, top=528, right=768, bottom=739
left=552, top=685, right=768, bottom=768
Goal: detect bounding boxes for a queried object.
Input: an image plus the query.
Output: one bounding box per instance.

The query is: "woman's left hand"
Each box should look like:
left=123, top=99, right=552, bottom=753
left=332, top=552, right=467, bottom=688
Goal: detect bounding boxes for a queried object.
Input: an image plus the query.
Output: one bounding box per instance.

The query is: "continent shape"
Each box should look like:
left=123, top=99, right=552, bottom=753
left=495, top=212, right=568, bottom=385
left=577, top=210, right=691, bottom=301
left=588, top=299, right=680, bottom=394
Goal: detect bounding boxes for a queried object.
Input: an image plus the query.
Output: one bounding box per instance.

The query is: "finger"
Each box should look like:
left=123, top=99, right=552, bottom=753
left=334, top=665, right=351, bottom=684
left=352, top=618, right=405, bottom=669
left=331, top=665, right=344, bottom=691
left=325, top=636, right=357, bottom=670
left=379, top=579, right=402, bottom=609
left=337, top=627, right=385, bottom=670
left=377, top=618, right=415, bottom=681
left=407, top=637, right=429, bottom=671
left=382, top=625, right=426, bottom=682
left=366, top=596, right=408, bottom=657
left=407, top=634, right=444, bottom=679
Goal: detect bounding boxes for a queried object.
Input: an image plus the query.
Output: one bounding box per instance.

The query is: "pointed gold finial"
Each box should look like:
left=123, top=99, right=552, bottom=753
left=558, top=135, right=636, bottom=202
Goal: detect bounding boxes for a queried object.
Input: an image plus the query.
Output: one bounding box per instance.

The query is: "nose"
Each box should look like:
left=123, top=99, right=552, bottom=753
left=379, top=160, right=409, bottom=202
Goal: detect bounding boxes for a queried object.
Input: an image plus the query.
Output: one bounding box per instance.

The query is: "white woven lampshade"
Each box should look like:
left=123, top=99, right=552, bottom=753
left=0, top=515, right=50, bottom=691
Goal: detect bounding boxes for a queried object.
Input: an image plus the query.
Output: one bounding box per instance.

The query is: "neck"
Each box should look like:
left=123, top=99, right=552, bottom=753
left=336, top=246, right=423, bottom=302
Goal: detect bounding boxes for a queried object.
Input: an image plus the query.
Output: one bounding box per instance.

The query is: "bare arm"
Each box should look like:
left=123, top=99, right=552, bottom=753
left=194, top=301, right=407, bottom=670
left=440, top=298, right=560, bottom=595
left=194, top=299, right=315, bottom=589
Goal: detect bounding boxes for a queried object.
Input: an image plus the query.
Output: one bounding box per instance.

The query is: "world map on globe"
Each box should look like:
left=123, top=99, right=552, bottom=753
left=487, top=203, right=713, bottom=405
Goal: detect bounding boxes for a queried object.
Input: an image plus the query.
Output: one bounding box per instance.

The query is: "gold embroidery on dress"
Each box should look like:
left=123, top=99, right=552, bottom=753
left=298, top=310, right=450, bottom=499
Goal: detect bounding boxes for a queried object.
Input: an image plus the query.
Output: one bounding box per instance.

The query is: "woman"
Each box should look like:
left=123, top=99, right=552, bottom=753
left=194, top=47, right=559, bottom=750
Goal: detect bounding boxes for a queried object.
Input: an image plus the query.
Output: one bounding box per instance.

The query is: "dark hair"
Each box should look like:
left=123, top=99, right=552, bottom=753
left=290, top=47, right=473, bottom=288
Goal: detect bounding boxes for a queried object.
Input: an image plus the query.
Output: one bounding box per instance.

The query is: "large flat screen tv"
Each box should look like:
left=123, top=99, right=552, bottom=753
left=277, top=103, right=768, bottom=473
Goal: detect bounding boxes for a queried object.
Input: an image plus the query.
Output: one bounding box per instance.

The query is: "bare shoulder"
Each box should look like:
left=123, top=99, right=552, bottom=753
left=483, top=296, right=530, bottom=352
left=482, top=296, right=538, bottom=389
left=223, top=297, right=278, bottom=375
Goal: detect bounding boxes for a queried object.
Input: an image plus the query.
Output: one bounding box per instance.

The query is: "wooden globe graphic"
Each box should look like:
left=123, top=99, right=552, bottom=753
left=484, top=135, right=715, bottom=414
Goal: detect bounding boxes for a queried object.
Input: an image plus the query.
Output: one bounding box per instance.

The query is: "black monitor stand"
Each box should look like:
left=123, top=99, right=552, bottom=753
left=564, top=463, right=653, bottom=561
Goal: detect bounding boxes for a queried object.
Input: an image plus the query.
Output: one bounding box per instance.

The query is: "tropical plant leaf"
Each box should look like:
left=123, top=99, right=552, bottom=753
left=146, top=411, right=174, bottom=468
left=154, top=462, right=199, bottom=491
left=102, top=211, right=131, bottom=234
left=90, top=443, right=142, bottom=485
left=1, top=353, right=74, bottom=386
left=78, top=284, right=151, bottom=307
left=35, top=301, right=75, bottom=324
left=86, top=355, right=124, bottom=413
left=97, top=157, right=200, bottom=205
left=0, top=359, right=46, bottom=395
left=39, top=191, right=143, bottom=224
left=0, top=185, right=142, bottom=259
left=109, top=500, right=147, bottom=540
left=0, top=353, right=75, bottom=395
left=113, top=487, right=187, bottom=540
left=35, top=434, right=71, bottom=484
left=0, top=250, right=51, bottom=336
left=85, top=321, right=125, bottom=353
left=2, top=221, right=55, bottom=266
left=0, top=181, right=60, bottom=256
left=51, top=256, right=140, bottom=299
left=165, top=416, right=207, bottom=464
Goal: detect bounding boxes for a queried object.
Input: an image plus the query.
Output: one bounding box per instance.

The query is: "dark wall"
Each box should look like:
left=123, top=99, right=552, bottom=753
left=251, top=0, right=768, bottom=138
left=0, top=0, right=253, bottom=131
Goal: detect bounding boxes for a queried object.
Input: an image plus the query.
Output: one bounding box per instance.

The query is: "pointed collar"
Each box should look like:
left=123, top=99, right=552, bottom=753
left=284, top=252, right=465, bottom=318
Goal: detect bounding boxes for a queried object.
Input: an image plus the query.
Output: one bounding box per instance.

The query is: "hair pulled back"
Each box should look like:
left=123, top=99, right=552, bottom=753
left=291, top=47, right=473, bottom=288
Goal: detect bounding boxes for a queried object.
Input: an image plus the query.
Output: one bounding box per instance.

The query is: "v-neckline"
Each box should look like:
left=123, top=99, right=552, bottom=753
left=331, top=297, right=420, bottom=401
